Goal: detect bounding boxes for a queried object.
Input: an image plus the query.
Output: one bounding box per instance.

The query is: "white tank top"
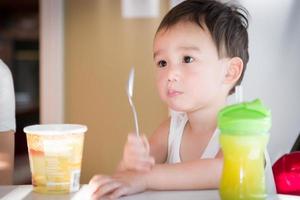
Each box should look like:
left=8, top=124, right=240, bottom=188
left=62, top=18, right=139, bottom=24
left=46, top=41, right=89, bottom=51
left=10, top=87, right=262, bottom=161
left=167, top=111, right=220, bottom=164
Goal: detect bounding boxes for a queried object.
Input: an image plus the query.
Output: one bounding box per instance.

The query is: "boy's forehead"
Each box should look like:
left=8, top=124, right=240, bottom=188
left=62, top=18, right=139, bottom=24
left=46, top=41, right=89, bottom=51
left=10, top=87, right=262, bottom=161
left=153, top=21, right=218, bottom=58
left=154, top=20, right=212, bottom=46
left=161, top=17, right=207, bottom=30
left=156, top=20, right=209, bottom=39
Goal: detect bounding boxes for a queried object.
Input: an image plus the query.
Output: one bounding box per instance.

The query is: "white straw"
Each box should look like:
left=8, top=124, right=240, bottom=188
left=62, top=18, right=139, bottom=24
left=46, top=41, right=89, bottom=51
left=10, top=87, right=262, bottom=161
left=235, top=85, right=243, bottom=103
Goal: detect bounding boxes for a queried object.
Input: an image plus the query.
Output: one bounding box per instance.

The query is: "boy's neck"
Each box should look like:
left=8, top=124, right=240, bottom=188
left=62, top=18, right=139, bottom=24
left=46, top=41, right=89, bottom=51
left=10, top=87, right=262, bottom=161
left=186, top=99, right=227, bottom=135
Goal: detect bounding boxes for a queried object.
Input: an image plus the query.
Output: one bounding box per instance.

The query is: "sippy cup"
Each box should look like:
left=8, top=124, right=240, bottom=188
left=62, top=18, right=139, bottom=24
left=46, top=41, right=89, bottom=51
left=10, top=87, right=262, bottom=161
left=218, top=99, right=271, bottom=200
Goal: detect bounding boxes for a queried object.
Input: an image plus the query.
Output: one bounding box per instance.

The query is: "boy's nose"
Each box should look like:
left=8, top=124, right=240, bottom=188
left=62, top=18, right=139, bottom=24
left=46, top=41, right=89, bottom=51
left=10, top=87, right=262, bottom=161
left=167, top=67, right=179, bottom=82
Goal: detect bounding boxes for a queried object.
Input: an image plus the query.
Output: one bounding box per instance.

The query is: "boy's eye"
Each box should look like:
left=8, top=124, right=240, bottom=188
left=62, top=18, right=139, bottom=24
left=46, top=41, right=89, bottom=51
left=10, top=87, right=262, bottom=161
left=158, top=60, right=167, bottom=68
left=183, top=56, right=194, bottom=63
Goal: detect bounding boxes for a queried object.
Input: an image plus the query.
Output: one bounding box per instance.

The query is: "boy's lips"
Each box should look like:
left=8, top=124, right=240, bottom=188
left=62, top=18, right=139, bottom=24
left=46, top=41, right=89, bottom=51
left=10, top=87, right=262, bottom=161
left=167, top=89, right=183, bottom=97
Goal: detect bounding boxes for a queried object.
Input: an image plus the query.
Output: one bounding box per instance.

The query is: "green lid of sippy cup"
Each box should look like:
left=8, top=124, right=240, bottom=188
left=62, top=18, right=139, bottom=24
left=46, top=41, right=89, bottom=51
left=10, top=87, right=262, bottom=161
left=217, top=99, right=271, bottom=135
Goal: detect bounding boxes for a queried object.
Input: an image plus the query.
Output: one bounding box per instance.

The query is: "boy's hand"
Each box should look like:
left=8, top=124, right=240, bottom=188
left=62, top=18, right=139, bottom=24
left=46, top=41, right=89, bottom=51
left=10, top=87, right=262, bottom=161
left=89, top=171, right=147, bottom=200
left=119, top=133, right=155, bottom=172
left=89, top=175, right=121, bottom=200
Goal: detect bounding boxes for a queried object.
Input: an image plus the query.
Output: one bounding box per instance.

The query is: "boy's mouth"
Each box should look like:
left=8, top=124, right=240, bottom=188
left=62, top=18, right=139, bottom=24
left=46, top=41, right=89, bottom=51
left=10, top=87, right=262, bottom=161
left=167, top=89, right=183, bottom=97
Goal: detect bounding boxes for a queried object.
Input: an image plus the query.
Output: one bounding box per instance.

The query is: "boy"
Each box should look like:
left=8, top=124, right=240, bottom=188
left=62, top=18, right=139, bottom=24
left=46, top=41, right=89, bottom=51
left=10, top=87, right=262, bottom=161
left=89, top=0, right=249, bottom=199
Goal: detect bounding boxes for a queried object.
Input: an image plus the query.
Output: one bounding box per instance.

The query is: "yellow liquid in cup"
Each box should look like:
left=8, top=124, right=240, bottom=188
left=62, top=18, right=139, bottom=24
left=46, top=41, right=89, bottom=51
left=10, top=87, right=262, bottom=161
left=219, top=134, right=269, bottom=200
left=26, top=133, right=84, bottom=194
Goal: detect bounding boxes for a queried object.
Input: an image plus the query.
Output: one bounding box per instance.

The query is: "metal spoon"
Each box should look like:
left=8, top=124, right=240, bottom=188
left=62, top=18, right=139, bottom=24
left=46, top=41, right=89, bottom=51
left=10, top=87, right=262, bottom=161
left=126, top=67, right=139, bottom=136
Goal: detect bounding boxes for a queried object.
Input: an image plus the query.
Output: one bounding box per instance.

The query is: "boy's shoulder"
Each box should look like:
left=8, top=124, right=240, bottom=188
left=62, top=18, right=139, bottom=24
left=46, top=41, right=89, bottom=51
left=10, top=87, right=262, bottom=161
left=153, top=117, right=171, bottom=136
left=152, top=111, right=186, bottom=137
left=149, top=117, right=171, bottom=147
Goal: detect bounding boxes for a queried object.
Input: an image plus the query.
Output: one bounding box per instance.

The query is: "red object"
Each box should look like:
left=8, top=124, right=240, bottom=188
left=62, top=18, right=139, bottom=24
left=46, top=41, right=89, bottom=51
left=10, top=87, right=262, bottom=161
left=273, top=151, right=300, bottom=195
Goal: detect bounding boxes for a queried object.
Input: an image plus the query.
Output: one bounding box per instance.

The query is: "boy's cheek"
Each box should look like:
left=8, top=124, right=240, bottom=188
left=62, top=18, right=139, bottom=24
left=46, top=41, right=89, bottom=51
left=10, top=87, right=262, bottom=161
left=156, top=89, right=168, bottom=102
left=155, top=80, right=165, bottom=92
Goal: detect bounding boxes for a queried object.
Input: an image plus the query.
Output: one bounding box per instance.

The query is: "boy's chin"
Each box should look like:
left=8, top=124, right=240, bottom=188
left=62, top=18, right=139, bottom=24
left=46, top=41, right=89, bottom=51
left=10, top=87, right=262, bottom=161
left=168, top=104, right=206, bottom=113
left=165, top=101, right=195, bottom=113
left=168, top=105, right=188, bottom=113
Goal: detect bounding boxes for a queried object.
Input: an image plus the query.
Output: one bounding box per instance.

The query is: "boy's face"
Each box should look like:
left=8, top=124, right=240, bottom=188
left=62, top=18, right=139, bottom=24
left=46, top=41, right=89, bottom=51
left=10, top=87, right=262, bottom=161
left=153, top=21, right=229, bottom=112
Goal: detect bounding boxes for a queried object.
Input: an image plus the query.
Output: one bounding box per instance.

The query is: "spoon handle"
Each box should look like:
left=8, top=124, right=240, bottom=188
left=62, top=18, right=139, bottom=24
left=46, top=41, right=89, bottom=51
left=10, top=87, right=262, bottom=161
left=131, top=103, right=139, bottom=136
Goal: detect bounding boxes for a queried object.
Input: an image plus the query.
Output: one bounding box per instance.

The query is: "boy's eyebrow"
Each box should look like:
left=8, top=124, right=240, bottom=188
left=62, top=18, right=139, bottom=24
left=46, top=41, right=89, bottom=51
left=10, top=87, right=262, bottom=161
left=153, top=46, right=201, bottom=59
left=178, top=46, right=201, bottom=52
left=153, top=49, right=166, bottom=59
left=153, top=51, right=161, bottom=59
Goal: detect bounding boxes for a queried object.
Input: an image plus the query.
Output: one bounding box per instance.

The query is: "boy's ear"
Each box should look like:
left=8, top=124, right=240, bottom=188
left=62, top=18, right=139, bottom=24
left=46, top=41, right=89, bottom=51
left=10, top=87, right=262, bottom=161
left=223, top=57, right=243, bottom=84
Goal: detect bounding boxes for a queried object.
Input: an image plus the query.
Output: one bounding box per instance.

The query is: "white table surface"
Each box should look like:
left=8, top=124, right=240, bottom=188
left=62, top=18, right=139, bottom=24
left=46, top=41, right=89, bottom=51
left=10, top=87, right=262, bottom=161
left=0, top=185, right=299, bottom=200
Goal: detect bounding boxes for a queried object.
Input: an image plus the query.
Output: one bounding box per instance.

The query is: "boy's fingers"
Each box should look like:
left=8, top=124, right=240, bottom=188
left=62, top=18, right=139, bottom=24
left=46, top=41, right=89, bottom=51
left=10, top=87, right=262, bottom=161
left=125, top=139, right=149, bottom=157
left=141, top=135, right=150, bottom=155
left=89, top=175, right=112, bottom=193
left=123, top=161, right=150, bottom=172
left=124, top=133, right=154, bottom=172
left=127, top=133, right=138, bottom=143
left=134, top=164, right=152, bottom=172
left=126, top=159, right=154, bottom=172
left=126, top=145, right=148, bottom=158
left=126, top=137, right=146, bottom=153
left=89, top=175, right=110, bottom=184
left=109, top=186, right=129, bottom=199
left=91, top=195, right=110, bottom=200
left=148, top=156, right=155, bottom=166
left=91, top=181, right=122, bottom=199
left=128, top=133, right=146, bottom=147
left=125, top=155, right=155, bottom=166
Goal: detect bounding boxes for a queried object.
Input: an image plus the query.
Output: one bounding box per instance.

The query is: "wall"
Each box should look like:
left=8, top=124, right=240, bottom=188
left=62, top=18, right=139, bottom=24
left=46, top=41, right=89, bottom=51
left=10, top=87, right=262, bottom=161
left=241, top=0, right=300, bottom=162
left=64, top=0, right=168, bottom=183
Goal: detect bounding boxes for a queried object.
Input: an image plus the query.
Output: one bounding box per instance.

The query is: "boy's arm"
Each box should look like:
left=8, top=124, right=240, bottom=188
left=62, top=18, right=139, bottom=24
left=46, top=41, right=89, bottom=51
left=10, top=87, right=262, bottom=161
left=148, top=120, right=223, bottom=189
left=148, top=118, right=170, bottom=164
left=89, top=139, right=223, bottom=198
left=145, top=157, right=223, bottom=190
left=0, top=131, right=15, bottom=185
left=90, top=157, right=223, bottom=198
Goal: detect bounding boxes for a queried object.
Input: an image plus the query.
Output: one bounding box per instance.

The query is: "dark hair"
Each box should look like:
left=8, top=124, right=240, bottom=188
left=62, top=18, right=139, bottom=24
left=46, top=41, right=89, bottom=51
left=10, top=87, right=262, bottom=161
left=156, top=0, right=249, bottom=95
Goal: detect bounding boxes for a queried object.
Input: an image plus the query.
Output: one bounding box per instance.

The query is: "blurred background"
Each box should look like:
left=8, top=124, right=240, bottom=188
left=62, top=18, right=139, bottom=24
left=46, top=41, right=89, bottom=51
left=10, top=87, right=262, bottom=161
left=0, top=0, right=299, bottom=184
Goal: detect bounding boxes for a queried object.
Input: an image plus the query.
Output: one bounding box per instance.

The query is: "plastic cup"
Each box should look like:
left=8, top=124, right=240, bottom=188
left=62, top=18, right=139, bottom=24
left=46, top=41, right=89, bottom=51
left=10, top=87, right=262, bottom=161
left=23, top=124, right=87, bottom=194
left=218, top=99, right=271, bottom=200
